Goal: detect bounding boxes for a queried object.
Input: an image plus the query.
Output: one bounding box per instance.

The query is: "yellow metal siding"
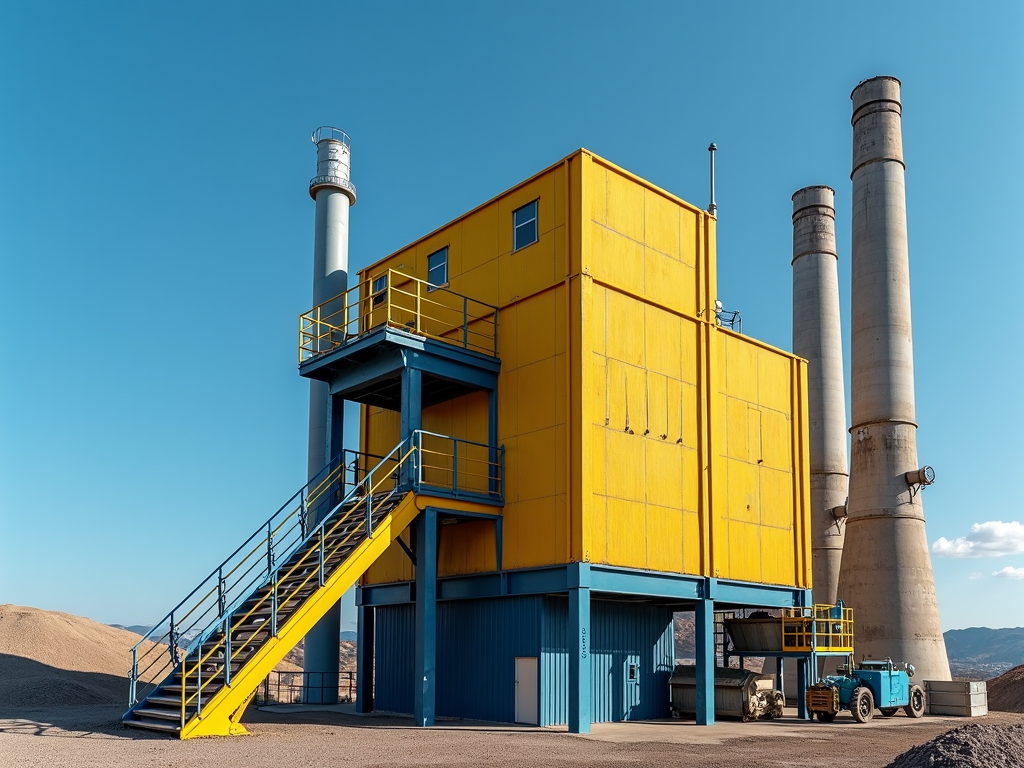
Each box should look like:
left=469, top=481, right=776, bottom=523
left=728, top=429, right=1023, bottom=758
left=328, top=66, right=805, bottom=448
left=359, top=149, right=810, bottom=590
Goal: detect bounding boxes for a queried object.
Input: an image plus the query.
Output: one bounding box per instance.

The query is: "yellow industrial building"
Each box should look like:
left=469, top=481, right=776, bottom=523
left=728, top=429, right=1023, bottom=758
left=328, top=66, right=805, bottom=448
left=123, top=147, right=813, bottom=737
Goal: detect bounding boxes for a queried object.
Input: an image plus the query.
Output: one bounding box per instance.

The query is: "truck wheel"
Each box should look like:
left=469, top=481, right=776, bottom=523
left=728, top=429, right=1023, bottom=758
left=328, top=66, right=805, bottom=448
left=851, top=686, right=875, bottom=723
left=904, top=685, right=925, bottom=718
left=879, top=708, right=898, bottom=717
left=815, top=711, right=837, bottom=723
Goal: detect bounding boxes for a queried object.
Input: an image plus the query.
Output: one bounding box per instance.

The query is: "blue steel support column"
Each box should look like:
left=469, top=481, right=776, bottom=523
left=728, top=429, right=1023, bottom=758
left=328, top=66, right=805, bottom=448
left=797, top=656, right=810, bottom=720
left=401, top=366, right=422, bottom=491
left=695, top=598, right=715, bottom=725
left=414, top=506, right=437, bottom=726
left=356, top=602, right=374, bottom=713
left=568, top=562, right=591, bottom=734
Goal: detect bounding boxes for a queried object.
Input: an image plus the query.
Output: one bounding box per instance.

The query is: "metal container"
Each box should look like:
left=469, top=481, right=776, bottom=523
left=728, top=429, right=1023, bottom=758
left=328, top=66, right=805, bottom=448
left=724, top=618, right=783, bottom=653
left=925, top=680, right=988, bottom=717
left=669, top=665, right=783, bottom=721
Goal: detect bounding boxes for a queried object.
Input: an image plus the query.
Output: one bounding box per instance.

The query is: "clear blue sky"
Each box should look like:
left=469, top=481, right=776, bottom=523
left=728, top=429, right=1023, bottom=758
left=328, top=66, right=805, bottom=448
left=1, top=1, right=1021, bottom=633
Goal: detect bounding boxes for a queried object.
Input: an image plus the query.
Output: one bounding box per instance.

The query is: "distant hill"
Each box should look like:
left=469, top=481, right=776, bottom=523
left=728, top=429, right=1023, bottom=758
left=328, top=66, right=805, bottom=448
left=944, top=626, right=1024, bottom=678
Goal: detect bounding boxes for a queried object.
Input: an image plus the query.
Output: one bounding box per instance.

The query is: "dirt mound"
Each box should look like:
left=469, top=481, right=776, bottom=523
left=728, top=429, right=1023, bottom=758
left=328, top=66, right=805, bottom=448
left=277, top=638, right=357, bottom=672
left=988, top=664, right=1024, bottom=713
left=885, top=724, right=1024, bottom=768
left=0, top=604, right=162, bottom=709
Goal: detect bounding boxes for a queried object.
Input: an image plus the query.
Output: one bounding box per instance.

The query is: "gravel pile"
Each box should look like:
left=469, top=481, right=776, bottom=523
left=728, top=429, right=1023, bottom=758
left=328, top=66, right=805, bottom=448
left=885, top=724, right=1024, bottom=768
left=989, top=664, right=1024, bottom=713
left=0, top=604, right=163, bottom=709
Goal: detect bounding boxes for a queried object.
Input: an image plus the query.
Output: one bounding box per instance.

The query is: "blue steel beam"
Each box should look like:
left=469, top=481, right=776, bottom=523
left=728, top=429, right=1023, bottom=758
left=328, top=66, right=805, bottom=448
left=695, top=599, right=715, bottom=726
left=414, top=506, right=437, bottom=727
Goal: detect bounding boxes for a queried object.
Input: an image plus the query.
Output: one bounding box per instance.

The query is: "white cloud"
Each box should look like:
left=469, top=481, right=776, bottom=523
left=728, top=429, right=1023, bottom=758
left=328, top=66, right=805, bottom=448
left=932, top=521, right=1024, bottom=558
left=968, top=572, right=984, bottom=580
left=992, top=567, right=1024, bottom=580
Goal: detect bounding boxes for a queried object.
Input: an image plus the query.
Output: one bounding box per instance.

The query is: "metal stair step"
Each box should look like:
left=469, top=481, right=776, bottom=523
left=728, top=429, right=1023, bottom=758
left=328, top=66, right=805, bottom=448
left=146, top=694, right=210, bottom=707
left=133, top=707, right=187, bottom=721
left=124, top=717, right=181, bottom=734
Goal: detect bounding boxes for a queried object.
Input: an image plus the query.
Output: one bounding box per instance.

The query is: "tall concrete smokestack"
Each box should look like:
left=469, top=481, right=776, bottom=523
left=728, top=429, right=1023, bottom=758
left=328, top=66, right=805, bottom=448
left=303, top=127, right=357, bottom=703
left=792, top=186, right=848, bottom=606
left=838, top=77, right=950, bottom=681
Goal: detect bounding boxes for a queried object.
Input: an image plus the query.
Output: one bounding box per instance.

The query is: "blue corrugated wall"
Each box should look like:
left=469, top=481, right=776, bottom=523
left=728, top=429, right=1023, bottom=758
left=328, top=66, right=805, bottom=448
left=373, top=595, right=673, bottom=725
left=542, top=597, right=674, bottom=725
left=374, top=595, right=543, bottom=721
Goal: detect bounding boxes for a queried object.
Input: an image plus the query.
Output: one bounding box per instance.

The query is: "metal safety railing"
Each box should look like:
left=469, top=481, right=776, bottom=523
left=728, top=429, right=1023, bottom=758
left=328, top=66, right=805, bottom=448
left=781, top=604, right=854, bottom=653
left=299, top=269, right=499, bottom=363
left=173, top=441, right=415, bottom=729
left=126, top=453, right=352, bottom=709
left=415, top=431, right=504, bottom=501
left=255, top=671, right=357, bottom=706
left=127, top=429, right=505, bottom=730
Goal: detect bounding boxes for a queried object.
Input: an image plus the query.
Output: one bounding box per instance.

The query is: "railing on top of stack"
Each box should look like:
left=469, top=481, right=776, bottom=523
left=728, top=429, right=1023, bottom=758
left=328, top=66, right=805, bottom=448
left=299, top=269, right=499, bottom=362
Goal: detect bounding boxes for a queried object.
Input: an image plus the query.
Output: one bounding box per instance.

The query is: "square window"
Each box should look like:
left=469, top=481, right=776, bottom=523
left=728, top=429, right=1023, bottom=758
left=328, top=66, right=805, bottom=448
left=513, top=200, right=538, bottom=252
left=371, top=274, right=387, bottom=306
left=427, top=247, right=448, bottom=291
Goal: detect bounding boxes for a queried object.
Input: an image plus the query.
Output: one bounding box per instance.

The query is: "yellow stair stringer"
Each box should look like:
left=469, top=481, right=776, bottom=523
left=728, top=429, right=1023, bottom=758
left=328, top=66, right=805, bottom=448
left=179, top=491, right=422, bottom=739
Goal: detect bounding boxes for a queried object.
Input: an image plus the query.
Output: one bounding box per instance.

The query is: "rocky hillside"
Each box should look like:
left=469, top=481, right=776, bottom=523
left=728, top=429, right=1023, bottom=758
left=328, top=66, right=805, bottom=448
left=944, top=627, right=1024, bottom=678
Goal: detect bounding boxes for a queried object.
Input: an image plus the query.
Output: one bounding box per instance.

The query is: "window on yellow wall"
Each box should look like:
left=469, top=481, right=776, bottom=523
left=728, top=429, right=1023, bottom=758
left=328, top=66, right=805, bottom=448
left=513, top=200, right=538, bottom=251
left=427, top=246, right=448, bottom=291
left=371, top=273, right=387, bottom=306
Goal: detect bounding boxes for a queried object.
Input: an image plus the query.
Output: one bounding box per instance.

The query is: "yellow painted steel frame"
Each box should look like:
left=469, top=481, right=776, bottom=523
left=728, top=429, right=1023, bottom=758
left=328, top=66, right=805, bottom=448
left=781, top=605, right=854, bottom=653
left=178, top=491, right=419, bottom=738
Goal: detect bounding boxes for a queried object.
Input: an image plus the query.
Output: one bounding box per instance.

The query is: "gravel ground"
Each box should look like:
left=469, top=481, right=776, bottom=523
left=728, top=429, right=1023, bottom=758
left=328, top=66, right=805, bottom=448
left=3, top=706, right=1024, bottom=768
left=886, top=723, right=1024, bottom=768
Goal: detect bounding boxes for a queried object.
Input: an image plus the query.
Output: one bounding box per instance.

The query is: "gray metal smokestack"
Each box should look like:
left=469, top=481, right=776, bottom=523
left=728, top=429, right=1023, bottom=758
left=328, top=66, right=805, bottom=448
left=838, top=77, right=950, bottom=680
left=792, top=186, right=848, bottom=606
left=303, top=126, right=357, bottom=703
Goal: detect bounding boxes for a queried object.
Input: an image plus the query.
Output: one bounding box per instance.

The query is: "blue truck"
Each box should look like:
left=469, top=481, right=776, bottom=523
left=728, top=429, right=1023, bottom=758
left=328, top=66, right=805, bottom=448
left=805, top=657, right=926, bottom=723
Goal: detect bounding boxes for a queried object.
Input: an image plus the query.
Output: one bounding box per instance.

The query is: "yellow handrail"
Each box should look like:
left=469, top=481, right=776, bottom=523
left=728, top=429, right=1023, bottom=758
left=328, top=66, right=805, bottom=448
left=298, top=269, right=499, bottom=363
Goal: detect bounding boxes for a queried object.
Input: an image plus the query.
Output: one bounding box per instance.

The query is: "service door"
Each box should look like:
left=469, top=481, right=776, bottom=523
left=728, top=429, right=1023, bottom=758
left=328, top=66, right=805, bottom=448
left=515, top=656, right=539, bottom=725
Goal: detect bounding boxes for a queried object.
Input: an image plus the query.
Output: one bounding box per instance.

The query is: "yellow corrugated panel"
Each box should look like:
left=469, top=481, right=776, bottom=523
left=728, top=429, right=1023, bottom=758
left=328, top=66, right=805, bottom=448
left=439, top=519, right=497, bottom=575
left=644, top=303, right=682, bottom=380
left=645, top=439, right=682, bottom=508
left=584, top=155, right=607, bottom=226
left=760, top=467, right=794, bottom=529
left=725, top=458, right=759, bottom=524
left=516, top=289, right=557, bottom=366
left=757, top=348, right=792, bottom=414
left=516, top=357, right=558, bottom=434
left=724, top=334, right=759, bottom=403
left=515, top=425, right=565, bottom=500
left=682, top=510, right=701, bottom=575
left=761, top=408, right=792, bottom=471
left=761, top=526, right=796, bottom=586
left=588, top=423, right=607, bottom=497
left=728, top=521, right=762, bottom=584
left=644, top=249, right=693, bottom=317
left=604, top=165, right=645, bottom=242
left=605, top=290, right=645, bottom=368
left=590, top=224, right=645, bottom=298
left=644, top=188, right=681, bottom=259
left=499, top=229, right=556, bottom=305
left=586, top=495, right=608, bottom=564
left=725, top=397, right=749, bottom=461
left=646, top=503, right=684, bottom=572
left=509, top=496, right=567, bottom=568
left=680, top=208, right=698, bottom=269
left=461, top=203, right=499, bottom=273
left=606, top=497, right=646, bottom=566
left=605, top=429, right=644, bottom=502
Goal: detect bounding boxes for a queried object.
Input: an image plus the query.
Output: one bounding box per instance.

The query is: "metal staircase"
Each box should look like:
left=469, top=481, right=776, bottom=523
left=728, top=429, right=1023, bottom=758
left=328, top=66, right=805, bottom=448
left=123, top=440, right=420, bottom=738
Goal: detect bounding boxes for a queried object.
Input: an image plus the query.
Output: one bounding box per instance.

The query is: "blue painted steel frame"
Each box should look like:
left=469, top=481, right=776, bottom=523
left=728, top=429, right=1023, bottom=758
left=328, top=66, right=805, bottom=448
left=568, top=563, right=591, bottom=734
left=356, top=605, right=374, bottom=713
left=414, top=506, right=437, bottom=727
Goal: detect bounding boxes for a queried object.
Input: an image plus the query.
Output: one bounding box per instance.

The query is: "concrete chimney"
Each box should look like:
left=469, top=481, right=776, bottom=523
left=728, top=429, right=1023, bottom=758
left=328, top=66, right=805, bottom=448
left=303, top=126, right=357, bottom=703
left=792, top=186, right=848, bottom=606
left=838, top=77, right=950, bottom=680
